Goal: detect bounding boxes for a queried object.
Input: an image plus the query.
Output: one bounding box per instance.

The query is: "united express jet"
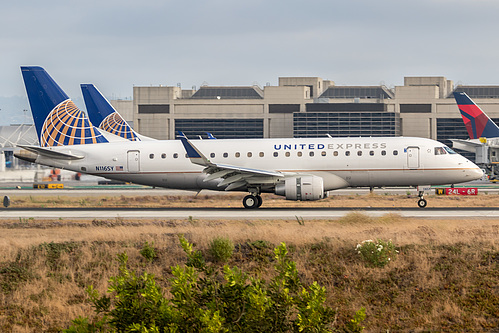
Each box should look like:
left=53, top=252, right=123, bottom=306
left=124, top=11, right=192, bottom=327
left=16, top=67, right=483, bottom=208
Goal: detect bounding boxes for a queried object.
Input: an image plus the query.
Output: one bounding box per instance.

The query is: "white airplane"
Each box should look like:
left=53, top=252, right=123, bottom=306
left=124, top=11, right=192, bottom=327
left=16, top=67, right=483, bottom=208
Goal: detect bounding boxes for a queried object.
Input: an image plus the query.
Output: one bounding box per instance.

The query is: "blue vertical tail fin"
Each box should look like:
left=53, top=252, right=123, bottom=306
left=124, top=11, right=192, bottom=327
left=81, top=84, right=140, bottom=141
left=21, top=66, right=108, bottom=147
left=453, top=91, right=499, bottom=139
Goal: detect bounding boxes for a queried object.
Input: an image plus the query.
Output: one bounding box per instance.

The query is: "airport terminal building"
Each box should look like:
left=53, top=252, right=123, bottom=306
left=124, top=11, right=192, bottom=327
left=119, top=76, right=499, bottom=153
left=4, top=75, right=499, bottom=170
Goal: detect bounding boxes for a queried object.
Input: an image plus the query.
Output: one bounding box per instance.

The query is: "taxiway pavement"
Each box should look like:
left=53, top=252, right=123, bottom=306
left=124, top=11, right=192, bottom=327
left=1, top=207, right=498, bottom=219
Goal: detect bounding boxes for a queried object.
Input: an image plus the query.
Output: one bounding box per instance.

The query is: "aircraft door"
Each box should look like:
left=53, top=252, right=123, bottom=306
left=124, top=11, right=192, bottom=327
left=127, top=150, right=140, bottom=173
left=407, top=147, right=420, bottom=169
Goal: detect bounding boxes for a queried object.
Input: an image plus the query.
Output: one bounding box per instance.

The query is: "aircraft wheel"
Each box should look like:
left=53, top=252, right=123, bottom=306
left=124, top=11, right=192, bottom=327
left=243, top=195, right=259, bottom=209
left=417, top=198, right=427, bottom=208
left=256, top=195, right=263, bottom=208
left=3, top=196, right=10, bottom=208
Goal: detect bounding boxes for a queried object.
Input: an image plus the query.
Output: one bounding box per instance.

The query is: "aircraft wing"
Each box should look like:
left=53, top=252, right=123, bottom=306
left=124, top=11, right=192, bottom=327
left=178, top=132, right=283, bottom=190
left=18, top=145, right=84, bottom=160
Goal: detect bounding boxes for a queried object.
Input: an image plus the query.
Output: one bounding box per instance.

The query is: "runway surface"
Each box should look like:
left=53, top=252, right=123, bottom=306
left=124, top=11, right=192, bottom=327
left=1, top=180, right=499, bottom=197
left=2, top=182, right=498, bottom=219
left=1, top=207, right=498, bottom=219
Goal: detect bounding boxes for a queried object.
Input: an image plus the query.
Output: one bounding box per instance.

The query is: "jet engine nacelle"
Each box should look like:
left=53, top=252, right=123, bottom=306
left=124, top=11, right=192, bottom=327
left=274, top=175, right=325, bottom=201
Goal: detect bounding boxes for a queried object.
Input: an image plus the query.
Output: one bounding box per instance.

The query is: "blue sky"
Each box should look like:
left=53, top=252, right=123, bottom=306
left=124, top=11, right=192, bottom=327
left=2, top=0, right=499, bottom=123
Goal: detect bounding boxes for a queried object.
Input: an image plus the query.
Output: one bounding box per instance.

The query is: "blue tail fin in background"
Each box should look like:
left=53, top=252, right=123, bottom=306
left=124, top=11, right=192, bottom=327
left=81, top=84, right=140, bottom=141
left=453, top=91, right=499, bottom=139
left=21, top=66, right=108, bottom=147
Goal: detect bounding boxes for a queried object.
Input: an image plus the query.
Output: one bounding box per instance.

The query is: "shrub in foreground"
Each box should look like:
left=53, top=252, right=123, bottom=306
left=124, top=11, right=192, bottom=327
left=356, top=239, right=398, bottom=268
left=208, top=236, right=234, bottom=263
left=65, top=235, right=365, bottom=332
left=139, top=241, right=157, bottom=262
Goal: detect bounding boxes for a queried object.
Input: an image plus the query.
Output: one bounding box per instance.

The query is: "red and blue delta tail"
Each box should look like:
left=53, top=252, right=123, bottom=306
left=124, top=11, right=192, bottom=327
left=81, top=84, right=140, bottom=141
left=21, top=67, right=108, bottom=147
left=453, top=91, right=499, bottom=139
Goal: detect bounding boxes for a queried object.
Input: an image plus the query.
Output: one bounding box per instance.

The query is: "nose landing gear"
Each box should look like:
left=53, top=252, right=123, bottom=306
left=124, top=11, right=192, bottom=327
left=417, top=191, right=427, bottom=208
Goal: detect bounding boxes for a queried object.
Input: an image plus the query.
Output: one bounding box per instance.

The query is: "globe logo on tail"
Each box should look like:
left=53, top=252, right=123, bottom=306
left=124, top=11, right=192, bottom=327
left=100, top=113, right=140, bottom=141
left=41, top=100, right=107, bottom=147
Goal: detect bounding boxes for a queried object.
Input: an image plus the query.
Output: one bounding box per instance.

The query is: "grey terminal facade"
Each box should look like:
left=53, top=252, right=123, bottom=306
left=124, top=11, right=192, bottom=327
left=111, top=76, right=499, bottom=159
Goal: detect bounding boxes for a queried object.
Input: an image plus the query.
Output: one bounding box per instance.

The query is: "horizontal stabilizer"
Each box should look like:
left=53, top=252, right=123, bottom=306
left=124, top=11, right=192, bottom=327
left=18, top=145, right=84, bottom=160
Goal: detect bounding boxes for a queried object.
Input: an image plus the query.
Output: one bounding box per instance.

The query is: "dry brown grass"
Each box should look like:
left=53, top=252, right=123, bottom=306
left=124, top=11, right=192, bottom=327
left=5, top=192, right=499, bottom=208
left=0, top=212, right=497, bottom=332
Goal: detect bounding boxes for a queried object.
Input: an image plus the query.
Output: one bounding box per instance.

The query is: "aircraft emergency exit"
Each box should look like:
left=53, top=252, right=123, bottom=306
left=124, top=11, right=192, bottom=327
left=16, top=67, right=483, bottom=208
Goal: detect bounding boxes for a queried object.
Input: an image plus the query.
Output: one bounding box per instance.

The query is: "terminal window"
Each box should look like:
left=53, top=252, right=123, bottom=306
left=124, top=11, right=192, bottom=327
left=294, top=112, right=400, bottom=137
left=138, top=105, right=170, bottom=114
left=176, top=119, right=264, bottom=139
left=400, top=104, right=431, bottom=113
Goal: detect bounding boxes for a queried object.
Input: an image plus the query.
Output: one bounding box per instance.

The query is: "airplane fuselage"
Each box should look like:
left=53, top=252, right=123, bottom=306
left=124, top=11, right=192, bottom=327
left=31, top=136, right=481, bottom=193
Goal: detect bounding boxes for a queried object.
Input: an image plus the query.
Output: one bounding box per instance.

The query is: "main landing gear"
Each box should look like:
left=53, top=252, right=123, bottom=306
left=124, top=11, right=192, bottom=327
left=243, top=194, right=263, bottom=209
left=242, top=188, right=263, bottom=209
left=417, top=191, right=427, bottom=208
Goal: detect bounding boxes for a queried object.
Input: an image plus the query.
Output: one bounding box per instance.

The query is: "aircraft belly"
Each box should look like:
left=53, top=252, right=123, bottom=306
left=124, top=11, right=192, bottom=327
left=310, top=172, right=349, bottom=190
left=367, top=169, right=469, bottom=186
left=424, top=169, right=472, bottom=185
left=324, top=171, right=363, bottom=187
left=103, top=172, right=229, bottom=191
left=122, top=173, right=202, bottom=190
left=369, top=170, right=424, bottom=186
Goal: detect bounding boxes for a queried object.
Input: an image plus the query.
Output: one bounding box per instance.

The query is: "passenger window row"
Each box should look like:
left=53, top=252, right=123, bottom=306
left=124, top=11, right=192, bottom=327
left=148, top=150, right=400, bottom=159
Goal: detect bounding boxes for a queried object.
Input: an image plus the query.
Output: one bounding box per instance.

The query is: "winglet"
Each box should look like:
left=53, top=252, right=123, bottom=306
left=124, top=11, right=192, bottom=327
left=177, top=131, right=212, bottom=166
left=453, top=91, right=499, bottom=139
left=206, top=132, right=217, bottom=139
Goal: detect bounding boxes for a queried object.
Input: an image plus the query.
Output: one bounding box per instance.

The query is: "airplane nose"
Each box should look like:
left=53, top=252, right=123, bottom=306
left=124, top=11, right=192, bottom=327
left=467, top=165, right=484, bottom=180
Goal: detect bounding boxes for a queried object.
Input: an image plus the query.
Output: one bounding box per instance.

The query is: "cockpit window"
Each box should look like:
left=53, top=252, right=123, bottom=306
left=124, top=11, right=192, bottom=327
left=434, top=147, right=446, bottom=155
left=443, top=146, right=457, bottom=154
